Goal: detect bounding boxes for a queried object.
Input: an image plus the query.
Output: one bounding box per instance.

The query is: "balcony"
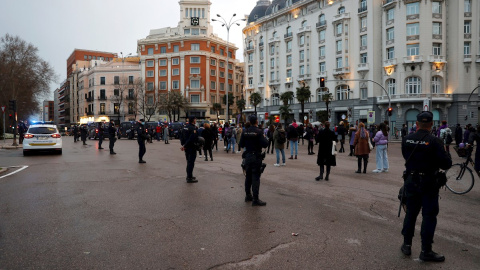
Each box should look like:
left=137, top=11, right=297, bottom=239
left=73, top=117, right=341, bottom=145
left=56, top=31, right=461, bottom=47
left=246, top=84, right=254, bottom=90
left=316, top=71, right=327, bottom=78
left=358, top=63, right=369, bottom=71
left=377, top=93, right=452, bottom=104
left=464, top=33, right=472, bottom=39
left=465, top=12, right=472, bottom=17
left=97, top=96, right=107, bottom=101
left=259, top=42, right=264, bottom=47
left=464, top=55, right=472, bottom=62
left=333, top=12, right=350, bottom=23
left=87, top=111, right=94, bottom=116
left=285, top=77, right=294, bottom=84
left=284, top=32, right=293, bottom=40
left=403, top=55, right=423, bottom=64
left=316, top=21, right=327, bottom=29
left=406, top=14, right=419, bottom=20
left=246, top=45, right=254, bottom=52
left=382, top=0, right=397, bottom=7
left=333, top=67, right=350, bottom=75
left=432, top=13, right=442, bottom=19
left=98, top=111, right=107, bottom=115
left=257, top=82, right=265, bottom=88
left=298, top=26, right=311, bottom=34
left=358, top=6, right=367, bottom=14
left=268, top=79, right=280, bottom=86
left=476, top=55, right=480, bottom=63
left=86, top=97, right=94, bottom=102
left=384, top=58, right=397, bottom=67
left=298, top=74, right=311, bottom=81
left=407, top=35, right=420, bottom=41
left=268, top=36, right=281, bottom=43
left=428, top=55, right=447, bottom=63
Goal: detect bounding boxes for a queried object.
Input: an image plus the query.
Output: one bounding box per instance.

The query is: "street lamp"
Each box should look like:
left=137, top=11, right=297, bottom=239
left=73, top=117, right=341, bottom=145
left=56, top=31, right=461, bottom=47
left=212, top=13, right=246, bottom=123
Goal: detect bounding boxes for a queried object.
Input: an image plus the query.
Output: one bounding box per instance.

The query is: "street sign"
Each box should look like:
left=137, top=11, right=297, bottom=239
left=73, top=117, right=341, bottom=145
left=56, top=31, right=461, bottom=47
left=1, top=106, right=5, bottom=113
left=423, top=99, right=430, bottom=111
left=367, top=111, right=375, bottom=124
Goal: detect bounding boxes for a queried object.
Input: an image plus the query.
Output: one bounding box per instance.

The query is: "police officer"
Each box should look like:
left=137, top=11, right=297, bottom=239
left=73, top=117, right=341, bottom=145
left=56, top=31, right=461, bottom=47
left=73, top=125, right=79, bottom=142
left=137, top=119, right=147, bottom=163
left=400, top=111, right=452, bottom=262
left=239, top=115, right=269, bottom=206
left=181, top=116, right=198, bottom=183
left=108, top=120, right=117, bottom=155
left=98, top=123, right=105, bottom=150
left=80, top=124, right=88, bottom=145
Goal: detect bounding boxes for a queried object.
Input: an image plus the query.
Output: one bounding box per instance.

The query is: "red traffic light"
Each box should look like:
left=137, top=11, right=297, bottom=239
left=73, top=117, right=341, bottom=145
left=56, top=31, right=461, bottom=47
left=387, top=107, right=393, bottom=116
left=320, top=77, right=325, bottom=88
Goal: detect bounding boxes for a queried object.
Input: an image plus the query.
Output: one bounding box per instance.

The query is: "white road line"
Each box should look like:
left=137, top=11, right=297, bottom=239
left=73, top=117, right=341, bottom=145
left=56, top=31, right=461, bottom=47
left=0, top=165, right=29, bottom=179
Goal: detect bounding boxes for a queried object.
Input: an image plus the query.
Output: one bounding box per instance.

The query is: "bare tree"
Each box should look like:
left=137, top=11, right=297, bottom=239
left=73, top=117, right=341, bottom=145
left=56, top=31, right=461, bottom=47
left=137, top=83, right=161, bottom=122
left=110, top=76, right=130, bottom=123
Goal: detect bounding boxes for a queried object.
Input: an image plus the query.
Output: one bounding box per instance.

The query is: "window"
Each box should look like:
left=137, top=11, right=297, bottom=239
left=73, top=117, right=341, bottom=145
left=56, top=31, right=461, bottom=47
left=172, top=80, right=179, bottom=89
left=219, top=61, right=225, bottom=68
left=211, top=69, right=216, bottom=76
left=300, top=50, right=305, bottom=61
left=159, top=70, right=167, bottom=76
left=159, top=81, right=167, bottom=90
left=361, top=16, right=367, bottom=29
left=431, top=77, right=442, bottom=93
left=173, top=45, right=179, bottom=53
left=319, top=30, right=326, bottom=41
left=464, top=42, right=471, bottom=55
left=270, top=58, right=275, bottom=68
left=407, top=44, right=419, bottom=56
left=220, top=48, right=224, bottom=55
left=190, top=68, right=200, bottom=74
left=286, top=40, right=292, bottom=52
left=361, top=35, right=367, bottom=47
left=260, top=74, right=264, bottom=82
left=405, top=77, right=421, bottom=94
left=220, top=71, right=225, bottom=78
left=286, top=26, right=292, bottom=35
left=336, top=23, right=343, bottom=35
left=172, top=69, right=180, bottom=76
left=147, top=70, right=154, bottom=77
left=387, top=8, right=394, bottom=21
left=300, top=65, right=305, bottom=75
left=228, top=51, right=232, bottom=58
left=160, top=47, right=167, bottom=54
left=147, top=82, right=154, bottom=90
left=191, top=56, right=200, bottom=63
left=191, top=79, right=200, bottom=88
left=336, top=57, right=343, bottom=69
left=299, top=35, right=305, bottom=46
left=360, top=88, right=368, bottom=100
left=114, top=103, right=120, bottom=114
left=128, top=89, right=134, bottom=98
left=336, top=40, right=342, bottom=52
left=146, top=60, right=154, bottom=67
left=191, top=95, right=200, bottom=104
left=387, top=47, right=395, bottom=59
left=100, top=103, right=105, bottom=113
left=148, top=48, right=154, bottom=55
left=433, top=23, right=442, bottom=35
left=100, top=77, right=105, bottom=85
left=84, top=55, right=87, bottom=60
left=248, top=65, right=253, bottom=74
left=387, top=28, right=394, bottom=41
left=432, top=2, right=442, bottom=14
left=319, top=46, right=325, bottom=57
left=319, top=14, right=325, bottom=24
left=287, top=55, right=292, bottom=65
left=338, top=6, right=345, bottom=14
left=192, top=28, right=199, bottom=35
left=114, top=89, right=119, bottom=96
left=464, top=21, right=471, bottom=34
left=286, top=69, right=292, bottom=78
left=406, top=2, right=419, bottom=15
left=319, top=62, right=326, bottom=72
left=465, top=0, right=471, bottom=13
left=260, top=62, right=264, bottom=72
left=270, top=45, right=275, bottom=55
left=114, top=76, right=119, bottom=84
left=387, top=79, right=396, bottom=95
left=407, top=23, right=419, bottom=36
left=172, top=58, right=179, bottom=65
left=270, top=71, right=275, bottom=80
left=191, top=43, right=200, bottom=51
left=433, top=43, right=442, bottom=55
left=211, top=81, right=216, bottom=89
left=248, top=53, right=254, bottom=62
left=159, top=59, right=167, bottom=66
left=360, top=53, right=367, bottom=63
left=147, top=96, right=153, bottom=105
left=220, top=83, right=225, bottom=90
left=211, top=59, right=216, bottom=66
left=211, top=46, right=215, bottom=53
left=336, top=85, right=349, bottom=100
left=184, top=29, right=190, bottom=35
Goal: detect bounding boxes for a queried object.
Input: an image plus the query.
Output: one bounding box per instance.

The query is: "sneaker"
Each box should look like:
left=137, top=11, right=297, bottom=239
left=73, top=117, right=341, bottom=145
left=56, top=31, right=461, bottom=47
left=383, top=169, right=389, bottom=172
left=372, top=169, right=382, bottom=173
left=419, top=250, right=445, bottom=262
left=280, top=163, right=286, bottom=166
left=274, top=163, right=280, bottom=167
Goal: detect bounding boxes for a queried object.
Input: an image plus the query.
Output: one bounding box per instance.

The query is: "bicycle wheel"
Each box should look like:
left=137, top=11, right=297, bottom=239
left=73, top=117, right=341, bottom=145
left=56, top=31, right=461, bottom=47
left=445, top=163, right=475, bottom=194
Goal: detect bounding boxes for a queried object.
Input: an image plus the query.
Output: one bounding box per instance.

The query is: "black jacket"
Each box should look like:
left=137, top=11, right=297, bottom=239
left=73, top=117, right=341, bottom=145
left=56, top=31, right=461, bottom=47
left=287, top=125, right=299, bottom=139
left=108, top=123, right=116, bottom=137
left=181, top=123, right=198, bottom=149
left=239, top=126, right=268, bottom=153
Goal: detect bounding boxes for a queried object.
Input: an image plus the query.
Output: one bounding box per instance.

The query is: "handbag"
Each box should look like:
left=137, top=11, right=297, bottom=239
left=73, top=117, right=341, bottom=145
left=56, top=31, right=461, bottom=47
left=331, top=141, right=337, bottom=156
left=368, top=139, right=374, bottom=150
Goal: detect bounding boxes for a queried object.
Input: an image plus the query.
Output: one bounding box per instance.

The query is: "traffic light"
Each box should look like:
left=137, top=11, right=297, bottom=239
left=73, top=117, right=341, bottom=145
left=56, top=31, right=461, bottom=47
left=8, top=100, right=16, bottom=111
left=320, top=77, right=325, bottom=88
left=9, top=114, right=13, bottom=120
left=387, top=107, right=393, bottom=117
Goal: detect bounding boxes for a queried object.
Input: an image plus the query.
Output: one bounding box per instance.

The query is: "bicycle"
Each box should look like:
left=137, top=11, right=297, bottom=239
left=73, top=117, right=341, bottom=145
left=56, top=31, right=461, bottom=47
left=446, top=146, right=476, bottom=194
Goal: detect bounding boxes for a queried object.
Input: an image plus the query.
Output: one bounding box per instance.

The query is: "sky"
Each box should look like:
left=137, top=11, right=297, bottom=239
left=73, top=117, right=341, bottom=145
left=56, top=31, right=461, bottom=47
left=0, top=0, right=259, bottom=98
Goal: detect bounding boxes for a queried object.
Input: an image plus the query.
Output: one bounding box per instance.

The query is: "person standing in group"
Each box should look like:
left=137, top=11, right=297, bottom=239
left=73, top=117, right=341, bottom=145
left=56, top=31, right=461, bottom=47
left=80, top=125, right=88, bottom=145
left=273, top=123, right=287, bottom=167
left=266, top=125, right=275, bottom=154
left=229, top=125, right=237, bottom=154
left=202, top=123, right=214, bottom=161
left=373, top=123, right=389, bottom=173
left=463, top=124, right=472, bottom=143
left=137, top=119, right=147, bottom=163
left=108, top=120, right=117, bottom=155
left=400, top=111, right=452, bottom=262
left=337, top=122, right=347, bottom=153
left=305, top=123, right=315, bottom=155
left=73, top=125, right=79, bottom=142
left=212, top=123, right=219, bottom=151
left=180, top=116, right=198, bottom=183
left=297, top=124, right=305, bottom=145
left=236, top=123, right=243, bottom=153
left=348, top=125, right=357, bottom=156
left=287, top=119, right=299, bottom=159
left=454, top=124, right=462, bottom=146
left=439, top=121, right=452, bottom=153
left=401, top=124, right=408, bottom=139
left=197, top=123, right=205, bottom=157
left=315, top=121, right=337, bottom=181
left=354, top=122, right=370, bottom=173
left=156, top=125, right=161, bottom=141
left=98, top=123, right=105, bottom=149
left=163, top=122, right=169, bottom=144
left=239, top=115, right=269, bottom=206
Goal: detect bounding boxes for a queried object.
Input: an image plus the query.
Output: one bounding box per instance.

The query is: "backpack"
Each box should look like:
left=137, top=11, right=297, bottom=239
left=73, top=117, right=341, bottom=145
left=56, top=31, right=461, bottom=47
left=446, top=133, right=453, bottom=145
left=225, top=128, right=233, bottom=138
left=278, top=130, right=287, bottom=144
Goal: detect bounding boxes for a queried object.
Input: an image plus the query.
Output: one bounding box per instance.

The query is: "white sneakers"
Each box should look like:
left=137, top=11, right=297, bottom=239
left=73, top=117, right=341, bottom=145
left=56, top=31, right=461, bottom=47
left=372, top=169, right=388, bottom=173
left=280, top=163, right=286, bottom=166
left=274, top=163, right=280, bottom=167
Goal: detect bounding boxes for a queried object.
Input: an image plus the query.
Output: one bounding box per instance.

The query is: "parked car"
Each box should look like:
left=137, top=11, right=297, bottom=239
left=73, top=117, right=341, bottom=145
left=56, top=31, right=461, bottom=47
left=118, top=122, right=136, bottom=139
left=169, top=122, right=184, bottom=139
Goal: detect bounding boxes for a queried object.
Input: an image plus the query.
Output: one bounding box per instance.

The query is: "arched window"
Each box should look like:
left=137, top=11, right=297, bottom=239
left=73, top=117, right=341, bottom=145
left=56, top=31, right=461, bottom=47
left=273, top=31, right=277, bottom=38
left=248, top=40, right=253, bottom=47
left=405, top=77, right=422, bottom=94
left=431, top=76, right=442, bottom=93
left=302, top=20, right=308, bottom=27
left=360, top=0, right=367, bottom=9
left=336, top=85, right=350, bottom=100
left=260, top=36, right=264, bottom=43
left=338, top=6, right=346, bottom=14
left=272, top=94, right=280, bottom=106
left=387, top=79, right=396, bottom=95
left=319, top=14, right=325, bottom=23
left=286, top=26, right=292, bottom=34
left=286, top=0, right=293, bottom=7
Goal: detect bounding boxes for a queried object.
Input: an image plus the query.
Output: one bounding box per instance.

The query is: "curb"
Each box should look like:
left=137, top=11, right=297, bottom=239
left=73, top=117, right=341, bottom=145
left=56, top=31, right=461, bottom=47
left=1, top=145, right=22, bottom=149
left=0, top=167, right=7, bottom=174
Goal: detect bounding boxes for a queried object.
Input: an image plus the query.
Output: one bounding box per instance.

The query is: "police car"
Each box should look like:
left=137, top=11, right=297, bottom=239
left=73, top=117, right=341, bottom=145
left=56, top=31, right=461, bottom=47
left=23, top=122, right=63, bottom=155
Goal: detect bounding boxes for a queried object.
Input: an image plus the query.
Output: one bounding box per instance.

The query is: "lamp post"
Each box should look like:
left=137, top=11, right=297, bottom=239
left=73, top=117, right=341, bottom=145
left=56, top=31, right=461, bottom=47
left=212, top=14, right=245, bottom=123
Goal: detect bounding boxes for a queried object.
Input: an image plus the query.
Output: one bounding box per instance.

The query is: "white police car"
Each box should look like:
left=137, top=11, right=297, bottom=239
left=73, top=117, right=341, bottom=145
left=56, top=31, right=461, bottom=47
left=23, top=123, right=62, bottom=155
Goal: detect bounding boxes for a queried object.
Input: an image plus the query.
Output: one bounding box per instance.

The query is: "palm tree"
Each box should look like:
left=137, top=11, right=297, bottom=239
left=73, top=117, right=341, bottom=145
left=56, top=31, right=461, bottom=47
left=296, top=83, right=311, bottom=124
left=280, top=91, right=294, bottom=106
left=236, top=98, right=246, bottom=122
left=279, top=104, right=292, bottom=127
left=212, top=102, right=222, bottom=123
left=249, top=92, right=262, bottom=116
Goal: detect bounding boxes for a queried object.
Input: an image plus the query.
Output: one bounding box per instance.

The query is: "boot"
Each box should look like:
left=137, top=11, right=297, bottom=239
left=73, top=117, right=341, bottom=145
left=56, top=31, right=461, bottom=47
left=363, top=161, right=368, bottom=173
left=401, top=244, right=412, bottom=256
left=252, top=198, right=266, bottom=206
left=355, top=158, right=362, bottom=173
left=316, top=166, right=324, bottom=181
left=419, top=250, right=445, bottom=262
left=139, top=160, right=146, bottom=163
left=245, top=194, right=253, bottom=202
left=295, top=155, right=297, bottom=159
left=288, top=155, right=293, bottom=159
left=205, top=158, right=208, bottom=161
left=325, top=166, right=331, bottom=181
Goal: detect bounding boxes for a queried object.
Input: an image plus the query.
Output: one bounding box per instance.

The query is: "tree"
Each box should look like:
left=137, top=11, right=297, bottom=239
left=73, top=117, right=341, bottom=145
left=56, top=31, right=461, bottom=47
left=130, top=78, right=144, bottom=121
left=249, top=92, right=262, bottom=116
left=296, top=83, right=311, bottom=124
left=0, top=34, right=56, bottom=120
left=110, top=76, right=130, bottom=123
left=280, top=91, right=294, bottom=106
left=222, top=94, right=235, bottom=120
left=212, top=103, right=222, bottom=123
left=236, top=98, right=246, bottom=123
left=137, top=82, right=160, bottom=122
left=170, top=91, right=187, bottom=122
left=279, top=104, right=292, bottom=127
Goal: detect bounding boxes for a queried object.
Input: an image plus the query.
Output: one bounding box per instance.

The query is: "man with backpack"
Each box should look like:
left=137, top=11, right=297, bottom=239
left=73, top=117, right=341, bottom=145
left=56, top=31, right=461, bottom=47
left=287, top=120, right=299, bottom=159
left=273, top=124, right=287, bottom=166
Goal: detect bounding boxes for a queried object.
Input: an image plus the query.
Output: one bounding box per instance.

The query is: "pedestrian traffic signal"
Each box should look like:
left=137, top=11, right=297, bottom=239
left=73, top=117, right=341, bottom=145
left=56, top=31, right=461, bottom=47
left=8, top=100, right=16, bottom=111
left=320, top=77, right=325, bottom=88
left=387, top=107, right=393, bottom=117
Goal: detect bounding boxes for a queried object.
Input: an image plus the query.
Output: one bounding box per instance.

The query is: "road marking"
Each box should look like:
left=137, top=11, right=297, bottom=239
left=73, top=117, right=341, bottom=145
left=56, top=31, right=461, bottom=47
left=0, top=165, right=28, bottom=179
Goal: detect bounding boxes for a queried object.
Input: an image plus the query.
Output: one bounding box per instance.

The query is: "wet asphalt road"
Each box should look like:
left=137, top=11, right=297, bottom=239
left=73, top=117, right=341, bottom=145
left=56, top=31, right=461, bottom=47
left=0, top=137, right=479, bottom=269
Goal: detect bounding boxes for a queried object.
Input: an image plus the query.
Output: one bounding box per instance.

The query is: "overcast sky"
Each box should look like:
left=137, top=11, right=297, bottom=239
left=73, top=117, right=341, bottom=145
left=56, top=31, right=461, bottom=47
left=0, top=0, right=258, bottom=97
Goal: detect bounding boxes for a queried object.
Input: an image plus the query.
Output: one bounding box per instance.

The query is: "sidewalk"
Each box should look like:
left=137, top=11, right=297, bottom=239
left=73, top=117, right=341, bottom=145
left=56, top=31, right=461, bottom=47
left=0, top=139, right=22, bottom=149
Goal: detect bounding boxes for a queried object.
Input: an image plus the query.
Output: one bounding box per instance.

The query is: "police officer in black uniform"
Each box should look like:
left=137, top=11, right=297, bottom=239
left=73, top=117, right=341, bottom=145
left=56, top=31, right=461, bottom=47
left=73, top=125, right=79, bottom=142
left=108, top=120, right=117, bottom=155
left=181, top=116, right=198, bottom=183
left=400, top=111, right=452, bottom=262
left=98, top=123, right=105, bottom=149
left=137, top=119, right=147, bottom=163
left=239, top=115, right=269, bottom=206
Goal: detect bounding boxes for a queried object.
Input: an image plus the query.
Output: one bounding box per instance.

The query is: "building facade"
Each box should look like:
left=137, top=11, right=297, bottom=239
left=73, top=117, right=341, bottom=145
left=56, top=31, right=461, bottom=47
left=42, top=100, right=54, bottom=122
left=243, top=0, right=480, bottom=130
left=137, top=0, right=243, bottom=123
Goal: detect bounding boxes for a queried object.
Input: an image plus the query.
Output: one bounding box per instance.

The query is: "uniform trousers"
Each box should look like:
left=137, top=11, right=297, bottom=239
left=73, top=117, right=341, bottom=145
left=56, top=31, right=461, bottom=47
left=98, top=134, right=103, bottom=148
left=138, top=140, right=146, bottom=160
left=109, top=136, right=116, bottom=152
left=245, top=160, right=262, bottom=199
left=185, top=148, right=197, bottom=178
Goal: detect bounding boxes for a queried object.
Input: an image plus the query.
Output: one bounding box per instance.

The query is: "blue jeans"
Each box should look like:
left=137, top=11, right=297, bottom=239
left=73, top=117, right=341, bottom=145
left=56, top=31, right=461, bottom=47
left=276, top=148, right=285, bottom=164
left=375, top=144, right=389, bottom=170
left=290, top=140, right=298, bottom=156
left=227, top=137, right=236, bottom=152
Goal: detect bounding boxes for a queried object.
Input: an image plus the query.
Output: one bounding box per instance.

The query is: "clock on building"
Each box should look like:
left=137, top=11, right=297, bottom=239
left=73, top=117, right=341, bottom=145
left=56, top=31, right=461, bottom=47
left=191, top=17, right=200, bottom=26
